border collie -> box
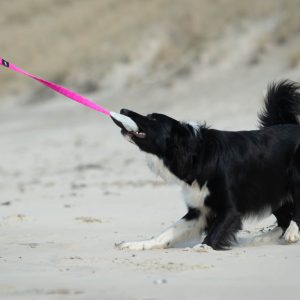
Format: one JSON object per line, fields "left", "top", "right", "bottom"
{"left": 111, "top": 80, "right": 300, "bottom": 250}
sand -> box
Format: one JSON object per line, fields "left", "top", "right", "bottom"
{"left": 2, "top": 23, "right": 300, "bottom": 300}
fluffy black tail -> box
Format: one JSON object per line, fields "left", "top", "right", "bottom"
{"left": 259, "top": 80, "right": 300, "bottom": 128}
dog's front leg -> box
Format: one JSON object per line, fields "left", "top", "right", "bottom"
{"left": 202, "top": 209, "right": 242, "bottom": 250}
{"left": 116, "top": 214, "right": 204, "bottom": 250}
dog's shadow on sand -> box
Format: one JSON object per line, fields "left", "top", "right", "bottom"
{"left": 236, "top": 225, "right": 287, "bottom": 247}
{"left": 176, "top": 224, "right": 287, "bottom": 251}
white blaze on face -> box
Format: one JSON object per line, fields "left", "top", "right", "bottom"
{"left": 110, "top": 111, "right": 139, "bottom": 132}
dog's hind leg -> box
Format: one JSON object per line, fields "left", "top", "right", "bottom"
{"left": 272, "top": 198, "right": 300, "bottom": 244}
{"left": 283, "top": 145, "right": 300, "bottom": 243}
{"left": 116, "top": 208, "right": 206, "bottom": 250}
{"left": 273, "top": 202, "right": 293, "bottom": 232}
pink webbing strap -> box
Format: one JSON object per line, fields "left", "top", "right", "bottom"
{"left": 0, "top": 57, "right": 111, "bottom": 116}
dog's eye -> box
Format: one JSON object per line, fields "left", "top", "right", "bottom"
{"left": 147, "top": 115, "right": 157, "bottom": 121}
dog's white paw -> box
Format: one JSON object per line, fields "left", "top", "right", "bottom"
{"left": 115, "top": 240, "right": 157, "bottom": 251}
{"left": 191, "top": 243, "right": 214, "bottom": 253}
{"left": 283, "top": 221, "right": 300, "bottom": 244}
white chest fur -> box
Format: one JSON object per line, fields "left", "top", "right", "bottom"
{"left": 145, "top": 153, "right": 181, "bottom": 184}
{"left": 181, "top": 181, "right": 210, "bottom": 209}
{"left": 145, "top": 154, "right": 210, "bottom": 210}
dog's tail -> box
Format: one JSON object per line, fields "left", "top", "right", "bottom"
{"left": 258, "top": 80, "right": 300, "bottom": 128}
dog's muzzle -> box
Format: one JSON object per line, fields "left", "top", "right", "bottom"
{"left": 110, "top": 111, "right": 146, "bottom": 139}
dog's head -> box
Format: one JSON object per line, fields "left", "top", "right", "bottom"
{"left": 111, "top": 109, "right": 204, "bottom": 183}
{"left": 111, "top": 109, "right": 184, "bottom": 157}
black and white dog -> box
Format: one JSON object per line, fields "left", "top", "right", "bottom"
{"left": 111, "top": 80, "right": 300, "bottom": 250}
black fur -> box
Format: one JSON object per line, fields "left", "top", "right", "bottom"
{"left": 259, "top": 80, "right": 300, "bottom": 127}
{"left": 116, "top": 80, "right": 300, "bottom": 250}
{"left": 183, "top": 207, "right": 201, "bottom": 221}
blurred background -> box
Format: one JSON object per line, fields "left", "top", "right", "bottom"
{"left": 1, "top": 0, "right": 300, "bottom": 122}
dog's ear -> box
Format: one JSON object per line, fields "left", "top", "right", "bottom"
{"left": 172, "top": 123, "right": 203, "bottom": 146}
{"left": 166, "top": 126, "right": 201, "bottom": 183}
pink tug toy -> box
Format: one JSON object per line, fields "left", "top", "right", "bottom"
{"left": 0, "top": 57, "right": 139, "bottom": 132}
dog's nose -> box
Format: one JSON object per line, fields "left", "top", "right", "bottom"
{"left": 120, "top": 108, "right": 130, "bottom": 115}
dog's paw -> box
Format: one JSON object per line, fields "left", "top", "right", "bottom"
{"left": 193, "top": 243, "right": 214, "bottom": 252}
{"left": 191, "top": 243, "right": 215, "bottom": 253}
{"left": 283, "top": 221, "right": 300, "bottom": 244}
{"left": 115, "top": 240, "right": 150, "bottom": 251}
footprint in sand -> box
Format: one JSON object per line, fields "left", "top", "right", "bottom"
{"left": 75, "top": 217, "right": 103, "bottom": 224}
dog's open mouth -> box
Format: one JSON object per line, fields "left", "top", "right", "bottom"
{"left": 110, "top": 111, "right": 146, "bottom": 139}
{"left": 127, "top": 131, "right": 146, "bottom": 138}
